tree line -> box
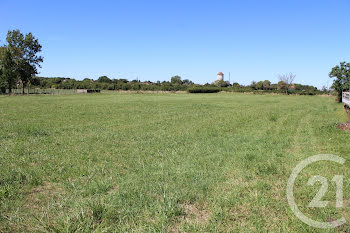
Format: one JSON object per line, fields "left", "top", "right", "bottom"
{"left": 1, "top": 29, "right": 343, "bottom": 97}
{"left": 22, "top": 74, "right": 324, "bottom": 95}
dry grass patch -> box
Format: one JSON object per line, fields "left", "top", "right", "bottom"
{"left": 26, "top": 181, "right": 66, "bottom": 211}
{"left": 169, "top": 203, "right": 211, "bottom": 232}
{"left": 107, "top": 184, "right": 118, "bottom": 194}
{"left": 338, "top": 122, "right": 350, "bottom": 131}
{"left": 181, "top": 203, "right": 210, "bottom": 225}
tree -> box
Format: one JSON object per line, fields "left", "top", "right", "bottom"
{"left": 0, "top": 46, "right": 5, "bottom": 93}
{"left": 6, "top": 30, "right": 43, "bottom": 94}
{"left": 213, "top": 80, "right": 228, "bottom": 87}
{"left": 0, "top": 73, "right": 5, "bottom": 94}
{"left": 263, "top": 80, "right": 271, "bottom": 90}
{"left": 171, "top": 75, "right": 182, "bottom": 85}
{"left": 30, "top": 76, "right": 41, "bottom": 86}
{"left": 321, "top": 85, "right": 328, "bottom": 93}
{"left": 278, "top": 72, "right": 296, "bottom": 94}
{"left": 0, "top": 48, "right": 17, "bottom": 94}
{"left": 277, "top": 81, "right": 287, "bottom": 92}
{"left": 97, "top": 76, "right": 112, "bottom": 83}
{"left": 182, "top": 79, "right": 193, "bottom": 86}
{"left": 232, "top": 82, "right": 240, "bottom": 88}
{"left": 256, "top": 81, "right": 264, "bottom": 90}
{"left": 329, "top": 62, "right": 350, "bottom": 102}
{"left": 250, "top": 81, "right": 257, "bottom": 90}
{"left": 0, "top": 64, "right": 4, "bottom": 93}
{"left": 270, "top": 84, "right": 278, "bottom": 90}
{"left": 0, "top": 46, "right": 4, "bottom": 60}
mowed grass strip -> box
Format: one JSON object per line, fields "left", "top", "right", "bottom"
{"left": 0, "top": 93, "right": 349, "bottom": 232}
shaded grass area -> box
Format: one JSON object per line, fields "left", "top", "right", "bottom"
{"left": 0, "top": 93, "right": 349, "bottom": 232}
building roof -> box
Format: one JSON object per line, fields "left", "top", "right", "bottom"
{"left": 217, "top": 72, "right": 224, "bottom": 75}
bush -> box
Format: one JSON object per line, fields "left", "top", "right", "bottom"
{"left": 188, "top": 87, "right": 221, "bottom": 93}
{"left": 213, "top": 80, "right": 229, "bottom": 87}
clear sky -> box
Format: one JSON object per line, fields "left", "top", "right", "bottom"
{"left": 1, "top": 0, "right": 349, "bottom": 88}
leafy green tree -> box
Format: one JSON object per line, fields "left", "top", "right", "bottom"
{"left": 213, "top": 80, "right": 228, "bottom": 87}
{"left": 61, "top": 79, "right": 77, "bottom": 89}
{"left": 30, "top": 76, "right": 41, "bottom": 86}
{"left": 6, "top": 30, "right": 43, "bottom": 94}
{"left": 256, "top": 81, "right": 264, "bottom": 90}
{"left": 0, "top": 46, "right": 4, "bottom": 93}
{"left": 277, "top": 81, "right": 287, "bottom": 93}
{"left": 119, "top": 79, "right": 128, "bottom": 83}
{"left": 270, "top": 84, "right": 277, "bottom": 90}
{"left": 294, "top": 84, "right": 317, "bottom": 92}
{"left": 0, "top": 67, "right": 4, "bottom": 93}
{"left": 1, "top": 49, "right": 17, "bottom": 94}
{"left": 97, "top": 76, "right": 112, "bottom": 83}
{"left": 329, "top": 62, "right": 350, "bottom": 102}
{"left": 0, "top": 77, "right": 5, "bottom": 93}
{"left": 171, "top": 75, "right": 182, "bottom": 85}
{"left": 263, "top": 80, "right": 271, "bottom": 90}
{"left": 131, "top": 83, "right": 141, "bottom": 90}
{"left": 0, "top": 46, "right": 4, "bottom": 61}
{"left": 232, "top": 82, "right": 240, "bottom": 88}
{"left": 20, "top": 32, "right": 43, "bottom": 93}
{"left": 182, "top": 79, "right": 193, "bottom": 86}
{"left": 250, "top": 81, "right": 257, "bottom": 90}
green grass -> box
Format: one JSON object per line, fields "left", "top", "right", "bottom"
{"left": 0, "top": 93, "right": 350, "bottom": 232}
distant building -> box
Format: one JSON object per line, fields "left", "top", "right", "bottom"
{"left": 217, "top": 72, "right": 224, "bottom": 81}
{"left": 289, "top": 84, "right": 296, "bottom": 90}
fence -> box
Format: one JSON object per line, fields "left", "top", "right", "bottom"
{"left": 1, "top": 89, "right": 78, "bottom": 95}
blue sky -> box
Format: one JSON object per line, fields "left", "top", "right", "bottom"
{"left": 1, "top": 0, "right": 349, "bottom": 87}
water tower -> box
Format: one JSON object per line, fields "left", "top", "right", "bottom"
{"left": 217, "top": 72, "right": 224, "bottom": 81}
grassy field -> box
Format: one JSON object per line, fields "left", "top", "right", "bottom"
{"left": 1, "top": 93, "right": 350, "bottom": 232}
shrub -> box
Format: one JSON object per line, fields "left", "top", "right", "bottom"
{"left": 188, "top": 87, "right": 221, "bottom": 93}
{"left": 212, "top": 80, "right": 229, "bottom": 87}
